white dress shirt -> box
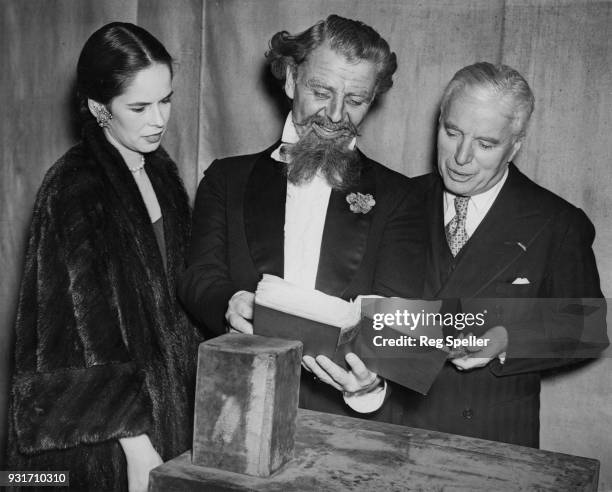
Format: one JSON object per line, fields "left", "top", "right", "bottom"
{"left": 443, "top": 167, "right": 509, "bottom": 233}
{"left": 283, "top": 174, "right": 331, "bottom": 289}
{"left": 275, "top": 112, "right": 359, "bottom": 289}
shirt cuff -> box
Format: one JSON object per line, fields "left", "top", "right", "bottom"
{"left": 343, "top": 379, "right": 387, "bottom": 414}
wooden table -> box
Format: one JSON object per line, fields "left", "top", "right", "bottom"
{"left": 150, "top": 409, "right": 599, "bottom": 491}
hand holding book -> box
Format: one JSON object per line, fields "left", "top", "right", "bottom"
{"left": 302, "top": 353, "right": 382, "bottom": 394}
{"left": 225, "top": 290, "right": 255, "bottom": 334}
{"left": 253, "top": 275, "right": 448, "bottom": 395}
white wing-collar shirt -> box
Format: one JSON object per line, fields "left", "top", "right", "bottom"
{"left": 273, "top": 112, "right": 356, "bottom": 290}
{"left": 270, "top": 113, "right": 384, "bottom": 413}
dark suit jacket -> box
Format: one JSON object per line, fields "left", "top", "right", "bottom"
{"left": 384, "top": 164, "right": 607, "bottom": 447}
{"left": 179, "top": 142, "right": 426, "bottom": 416}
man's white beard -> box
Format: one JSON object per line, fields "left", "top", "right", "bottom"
{"left": 286, "top": 115, "right": 360, "bottom": 190}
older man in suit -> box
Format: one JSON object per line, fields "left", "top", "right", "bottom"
{"left": 393, "top": 62, "right": 608, "bottom": 447}
{"left": 179, "top": 15, "right": 424, "bottom": 417}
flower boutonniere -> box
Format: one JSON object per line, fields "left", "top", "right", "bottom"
{"left": 346, "top": 192, "right": 375, "bottom": 214}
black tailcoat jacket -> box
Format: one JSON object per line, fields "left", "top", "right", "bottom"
{"left": 386, "top": 164, "right": 608, "bottom": 447}
{"left": 179, "top": 143, "right": 426, "bottom": 415}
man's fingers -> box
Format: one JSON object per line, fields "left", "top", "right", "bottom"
{"left": 230, "top": 292, "right": 255, "bottom": 319}
{"left": 464, "top": 340, "right": 486, "bottom": 353}
{"left": 235, "top": 299, "right": 253, "bottom": 319}
{"left": 452, "top": 356, "right": 492, "bottom": 371}
{"left": 471, "top": 344, "right": 498, "bottom": 359}
{"left": 345, "top": 353, "right": 373, "bottom": 382}
{"left": 464, "top": 326, "right": 508, "bottom": 356}
{"left": 303, "top": 355, "right": 379, "bottom": 394}
{"left": 451, "top": 338, "right": 499, "bottom": 369}
{"left": 315, "top": 355, "right": 351, "bottom": 388}
{"left": 225, "top": 291, "right": 255, "bottom": 334}
{"left": 226, "top": 313, "right": 253, "bottom": 334}
{"left": 302, "top": 355, "right": 317, "bottom": 371}
{"left": 302, "top": 356, "right": 343, "bottom": 391}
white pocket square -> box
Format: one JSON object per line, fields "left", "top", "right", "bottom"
{"left": 511, "top": 277, "right": 530, "bottom": 285}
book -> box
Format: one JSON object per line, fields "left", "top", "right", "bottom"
{"left": 253, "top": 275, "right": 448, "bottom": 395}
{"left": 254, "top": 275, "right": 360, "bottom": 359}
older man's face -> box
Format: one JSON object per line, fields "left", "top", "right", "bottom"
{"left": 284, "top": 43, "right": 378, "bottom": 138}
{"left": 437, "top": 89, "right": 523, "bottom": 196}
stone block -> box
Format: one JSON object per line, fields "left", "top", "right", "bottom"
{"left": 192, "top": 334, "right": 302, "bottom": 477}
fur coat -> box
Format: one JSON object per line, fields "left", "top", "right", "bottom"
{"left": 7, "top": 121, "right": 201, "bottom": 490}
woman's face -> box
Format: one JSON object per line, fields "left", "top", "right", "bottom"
{"left": 103, "top": 63, "right": 173, "bottom": 156}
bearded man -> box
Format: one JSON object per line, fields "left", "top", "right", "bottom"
{"left": 179, "top": 15, "right": 425, "bottom": 417}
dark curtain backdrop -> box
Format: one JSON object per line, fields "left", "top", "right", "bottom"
{"left": 2, "top": 0, "right": 611, "bottom": 487}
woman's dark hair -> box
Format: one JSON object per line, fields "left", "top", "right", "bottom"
{"left": 76, "top": 22, "right": 173, "bottom": 118}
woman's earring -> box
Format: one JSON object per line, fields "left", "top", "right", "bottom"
{"left": 95, "top": 106, "right": 113, "bottom": 127}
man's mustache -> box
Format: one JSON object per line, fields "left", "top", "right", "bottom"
{"left": 295, "top": 114, "right": 359, "bottom": 138}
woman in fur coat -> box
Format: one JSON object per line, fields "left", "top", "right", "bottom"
{"left": 7, "top": 23, "right": 201, "bottom": 491}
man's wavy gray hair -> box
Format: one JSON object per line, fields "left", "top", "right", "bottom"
{"left": 266, "top": 14, "right": 397, "bottom": 96}
{"left": 440, "top": 62, "right": 535, "bottom": 138}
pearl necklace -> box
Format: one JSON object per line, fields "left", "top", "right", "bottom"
{"left": 128, "top": 155, "right": 146, "bottom": 173}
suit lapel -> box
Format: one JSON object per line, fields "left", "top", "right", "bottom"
{"left": 244, "top": 146, "right": 286, "bottom": 278}
{"left": 424, "top": 178, "right": 448, "bottom": 298}
{"left": 438, "top": 165, "right": 551, "bottom": 298}
{"left": 315, "top": 152, "right": 375, "bottom": 297}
